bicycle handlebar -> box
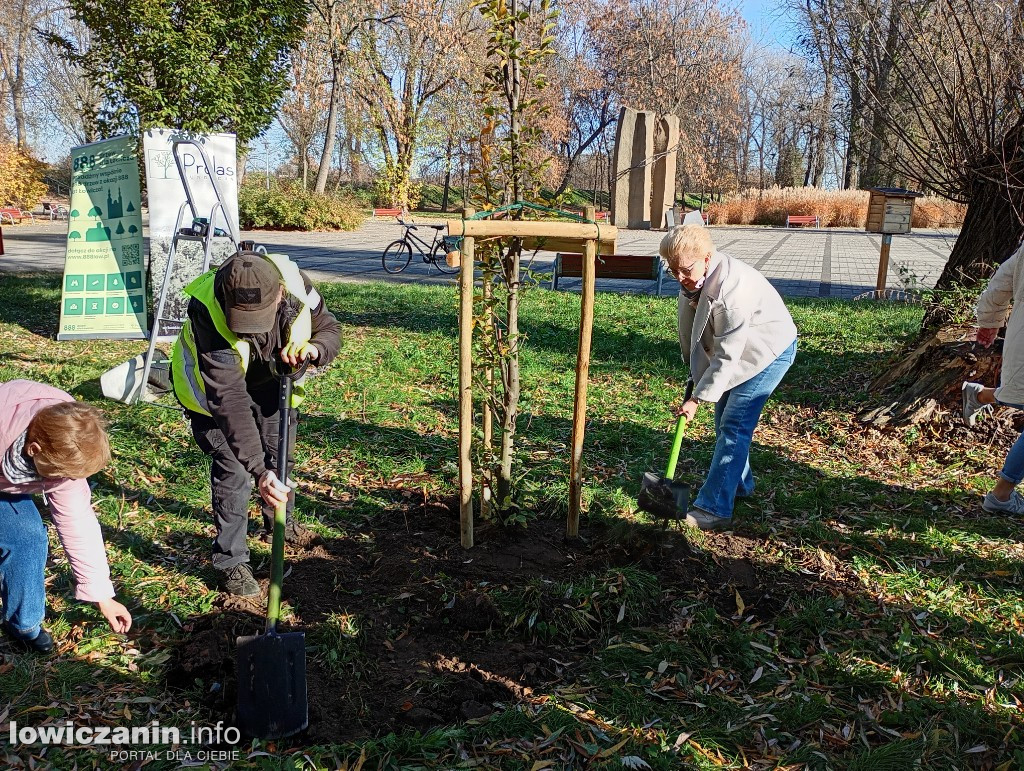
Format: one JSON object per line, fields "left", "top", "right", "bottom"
{"left": 396, "top": 217, "right": 417, "bottom": 230}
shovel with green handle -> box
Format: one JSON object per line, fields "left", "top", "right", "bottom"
{"left": 235, "top": 357, "right": 311, "bottom": 739}
{"left": 638, "top": 379, "right": 693, "bottom": 524}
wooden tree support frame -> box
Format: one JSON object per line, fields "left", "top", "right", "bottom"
{"left": 452, "top": 207, "right": 618, "bottom": 547}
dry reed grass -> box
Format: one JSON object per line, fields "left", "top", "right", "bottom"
{"left": 705, "top": 187, "right": 966, "bottom": 229}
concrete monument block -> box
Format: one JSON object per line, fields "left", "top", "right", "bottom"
{"left": 611, "top": 107, "right": 667, "bottom": 230}
{"left": 651, "top": 115, "right": 679, "bottom": 229}
{"left": 611, "top": 107, "right": 638, "bottom": 229}
{"left": 627, "top": 111, "right": 655, "bottom": 229}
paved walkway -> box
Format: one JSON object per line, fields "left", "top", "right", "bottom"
{"left": 0, "top": 218, "right": 958, "bottom": 300}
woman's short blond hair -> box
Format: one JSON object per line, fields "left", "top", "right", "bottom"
{"left": 658, "top": 225, "right": 714, "bottom": 272}
{"left": 26, "top": 402, "right": 111, "bottom": 479}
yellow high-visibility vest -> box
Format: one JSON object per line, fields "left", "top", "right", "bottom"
{"left": 171, "top": 253, "right": 313, "bottom": 416}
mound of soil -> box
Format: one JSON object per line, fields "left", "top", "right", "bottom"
{"left": 168, "top": 501, "right": 860, "bottom": 743}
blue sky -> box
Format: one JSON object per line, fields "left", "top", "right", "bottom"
{"left": 738, "top": 0, "right": 798, "bottom": 50}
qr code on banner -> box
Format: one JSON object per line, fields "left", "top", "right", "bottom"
{"left": 121, "top": 243, "right": 141, "bottom": 266}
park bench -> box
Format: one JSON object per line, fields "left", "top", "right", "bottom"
{"left": 666, "top": 209, "right": 710, "bottom": 227}
{"left": 41, "top": 202, "right": 69, "bottom": 221}
{"left": 568, "top": 209, "right": 610, "bottom": 222}
{"left": 786, "top": 214, "right": 820, "bottom": 228}
{"left": 0, "top": 207, "right": 34, "bottom": 224}
{"left": 552, "top": 252, "right": 667, "bottom": 295}
{"left": 373, "top": 207, "right": 403, "bottom": 219}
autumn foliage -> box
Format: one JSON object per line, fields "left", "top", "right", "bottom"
{"left": 707, "top": 187, "right": 966, "bottom": 228}
{"left": 0, "top": 143, "right": 47, "bottom": 210}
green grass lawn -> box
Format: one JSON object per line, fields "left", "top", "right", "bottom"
{"left": 0, "top": 274, "right": 1022, "bottom": 770}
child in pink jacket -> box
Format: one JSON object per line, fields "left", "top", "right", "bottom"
{"left": 0, "top": 379, "right": 132, "bottom": 653}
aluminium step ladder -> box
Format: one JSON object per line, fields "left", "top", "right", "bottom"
{"left": 136, "top": 139, "right": 251, "bottom": 403}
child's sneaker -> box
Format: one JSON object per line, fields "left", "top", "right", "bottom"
{"left": 962, "top": 382, "right": 992, "bottom": 426}
{"left": 982, "top": 490, "right": 1024, "bottom": 515}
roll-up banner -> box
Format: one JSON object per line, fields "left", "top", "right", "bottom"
{"left": 57, "top": 136, "right": 147, "bottom": 340}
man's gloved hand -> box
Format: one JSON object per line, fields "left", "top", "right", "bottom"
{"left": 258, "top": 469, "right": 291, "bottom": 507}
{"left": 279, "top": 341, "right": 319, "bottom": 366}
{"left": 976, "top": 327, "right": 1000, "bottom": 348}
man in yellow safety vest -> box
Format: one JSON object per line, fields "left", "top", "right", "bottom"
{"left": 171, "top": 251, "right": 341, "bottom": 595}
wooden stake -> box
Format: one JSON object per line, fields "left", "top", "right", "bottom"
{"left": 875, "top": 233, "right": 893, "bottom": 292}
{"left": 568, "top": 206, "right": 598, "bottom": 537}
{"left": 459, "top": 208, "right": 475, "bottom": 548}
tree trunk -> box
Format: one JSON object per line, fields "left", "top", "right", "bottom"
{"left": 12, "top": 85, "right": 27, "bottom": 150}
{"left": 803, "top": 133, "right": 815, "bottom": 188}
{"left": 333, "top": 123, "right": 345, "bottom": 192}
{"left": 859, "top": 324, "right": 1003, "bottom": 426}
{"left": 394, "top": 141, "right": 414, "bottom": 209}
{"left": 441, "top": 134, "right": 453, "bottom": 212}
{"left": 351, "top": 134, "right": 363, "bottom": 184}
{"left": 496, "top": 242, "right": 522, "bottom": 509}
{"left": 844, "top": 67, "right": 863, "bottom": 190}
{"left": 314, "top": 57, "right": 342, "bottom": 194}
{"left": 377, "top": 127, "right": 393, "bottom": 168}
{"left": 921, "top": 175, "right": 1024, "bottom": 331}
{"left": 862, "top": 3, "right": 900, "bottom": 189}
{"left": 495, "top": 0, "right": 523, "bottom": 512}
{"left": 812, "top": 72, "right": 831, "bottom": 187}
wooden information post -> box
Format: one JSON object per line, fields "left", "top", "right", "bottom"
{"left": 448, "top": 207, "right": 617, "bottom": 546}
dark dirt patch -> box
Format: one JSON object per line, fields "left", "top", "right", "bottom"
{"left": 167, "top": 500, "right": 865, "bottom": 742}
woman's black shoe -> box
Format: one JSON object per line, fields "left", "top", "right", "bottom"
{"left": 1, "top": 622, "right": 55, "bottom": 654}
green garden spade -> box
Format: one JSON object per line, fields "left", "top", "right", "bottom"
{"left": 638, "top": 380, "right": 693, "bottom": 524}
{"left": 235, "top": 358, "right": 311, "bottom": 739}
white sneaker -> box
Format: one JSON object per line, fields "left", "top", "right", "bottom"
{"left": 962, "top": 382, "right": 992, "bottom": 427}
{"left": 982, "top": 490, "right": 1024, "bottom": 515}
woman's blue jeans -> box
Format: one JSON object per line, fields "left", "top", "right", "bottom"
{"left": 997, "top": 397, "right": 1024, "bottom": 485}
{"left": 694, "top": 340, "right": 797, "bottom": 519}
{"left": 0, "top": 494, "right": 48, "bottom": 637}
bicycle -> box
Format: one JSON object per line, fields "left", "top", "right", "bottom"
{"left": 381, "top": 218, "right": 460, "bottom": 275}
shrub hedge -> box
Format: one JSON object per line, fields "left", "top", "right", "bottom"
{"left": 238, "top": 179, "right": 364, "bottom": 231}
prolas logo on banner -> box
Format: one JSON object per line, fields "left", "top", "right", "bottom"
{"left": 142, "top": 129, "right": 240, "bottom": 338}
{"left": 147, "top": 146, "right": 235, "bottom": 184}
{"left": 185, "top": 152, "right": 234, "bottom": 179}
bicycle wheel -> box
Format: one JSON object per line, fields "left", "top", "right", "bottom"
{"left": 431, "top": 240, "right": 460, "bottom": 275}
{"left": 382, "top": 240, "right": 413, "bottom": 273}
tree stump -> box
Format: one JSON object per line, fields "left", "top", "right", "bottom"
{"left": 859, "top": 324, "right": 1004, "bottom": 427}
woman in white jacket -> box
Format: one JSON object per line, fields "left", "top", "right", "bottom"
{"left": 963, "top": 244, "right": 1024, "bottom": 514}
{"left": 662, "top": 225, "right": 798, "bottom": 530}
